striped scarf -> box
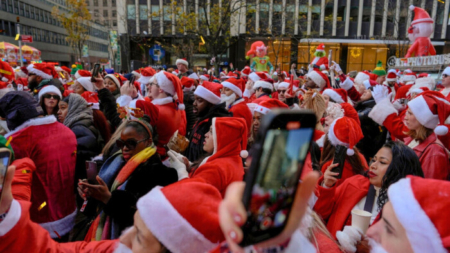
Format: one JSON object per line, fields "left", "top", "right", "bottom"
{"left": 88, "top": 146, "right": 156, "bottom": 241}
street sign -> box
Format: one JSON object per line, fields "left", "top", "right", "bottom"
{"left": 21, "top": 35, "right": 33, "bottom": 43}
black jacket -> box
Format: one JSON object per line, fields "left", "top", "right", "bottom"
{"left": 183, "top": 89, "right": 196, "bottom": 137}
{"left": 355, "top": 99, "right": 387, "bottom": 163}
{"left": 103, "top": 154, "right": 178, "bottom": 233}
{"left": 98, "top": 88, "right": 122, "bottom": 131}
{"left": 184, "top": 102, "right": 230, "bottom": 162}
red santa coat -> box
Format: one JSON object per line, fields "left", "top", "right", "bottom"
{"left": 405, "top": 37, "right": 436, "bottom": 58}
{"left": 229, "top": 99, "right": 253, "bottom": 135}
{"left": 11, "top": 158, "right": 36, "bottom": 202}
{"left": 5, "top": 116, "right": 77, "bottom": 238}
{"left": 0, "top": 200, "right": 118, "bottom": 253}
{"left": 313, "top": 175, "right": 371, "bottom": 239}
{"left": 151, "top": 97, "right": 184, "bottom": 155}
{"left": 311, "top": 56, "right": 329, "bottom": 70}
{"left": 320, "top": 152, "right": 368, "bottom": 187}
{"left": 405, "top": 134, "right": 450, "bottom": 180}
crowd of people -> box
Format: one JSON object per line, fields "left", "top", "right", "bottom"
{"left": 0, "top": 52, "right": 449, "bottom": 253}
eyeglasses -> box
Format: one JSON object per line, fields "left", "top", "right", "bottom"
{"left": 116, "top": 138, "right": 149, "bottom": 150}
{"left": 277, "top": 90, "right": 287, "bottom": 94}
{"left": 42, "top": 94, "right": 60, "bottom": 100}
{"left": 443, "top": 74, "right": 449, "bottom": 78}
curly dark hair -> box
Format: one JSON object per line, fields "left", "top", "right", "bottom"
{"left": 372, "top": 141, "right": 424, "bottom": 211}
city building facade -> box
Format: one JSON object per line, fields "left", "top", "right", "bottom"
{"left": 0, "top": 0, "right": 109, "bottom": 67}
{"left": 119, "top": 0, "right": 450, "bottom": 73}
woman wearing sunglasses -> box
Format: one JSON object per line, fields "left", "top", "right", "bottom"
{"left": 38, "top": 85, "right": 62, "bottom": 117}
{"left": 77, "top": 116, "right": 178, "bottom": 241}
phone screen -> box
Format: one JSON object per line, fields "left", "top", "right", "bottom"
{"left": 242, "top": 127, "right": 313, "bottom": 243}
{"left": 0, "top": 150, "right": 11, "bottom": 204}
{"left": 91, "top": 64, "right": 100, "bottom": 82}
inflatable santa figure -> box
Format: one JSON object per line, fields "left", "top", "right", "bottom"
{"left": 404, "top": 5, "right": 436, "bottom": 58}
{"left": 309, "top": 43, "right": 329, "bottom": 71}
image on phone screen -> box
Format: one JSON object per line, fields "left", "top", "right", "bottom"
{"left": 0, "top": 155, "right": 10, "bottom": 200}
{"left": 243, "top": 127, "right": 313, "bottom": 236}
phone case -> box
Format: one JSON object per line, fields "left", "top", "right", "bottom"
{"left": 331, "top": 145, "right": 347, "bottom": 179}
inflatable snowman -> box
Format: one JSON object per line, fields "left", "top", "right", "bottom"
{"left": 404, "top": 5, "right": 436, "bottom": 58}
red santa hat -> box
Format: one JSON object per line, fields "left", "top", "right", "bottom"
{"left": 327, "top": 116, "right": 364, "bottom": 156}
{"left": 354, "top": 71, "right": 371, "bottom": 84}
{"left": 136, "top": 181, "right": 224, "bottom": 253}
{"left": 407, "top": 91, "right": 450, "bottom": 135}
{"left": 222, "top": 78, "right": 243, "bottom": 97}
{"left": 307, "top": 69, "right": 330, "bottom": 90}
{"left": 172, "top": 69, "right": 179, "bottom": 75}
{"left": 363, "top": 79, "right": 378, "bottom": 89}
{"left": 322, "top": 88, "right": 348, "bottom": 104}
{"left": 104, "top": 73, "right": 123, "bottom": 90}
{"left": 38, "top": 85, "right": 62, "bottom": 101}
{"left": 155, "top": 71, "right": 185, "bottom": 110}
{"left": 417, "top": 73, "right": 430, "bottom": 78}
{"left": 388, "top": 176, "right": 450, "bottom": 253}
{"left": 211, "top": 117, "right": 248, "bottom": 159}
{"left": 394, "top": 84, "right": 413, "bottom": 100}
{"left": 249, "top": 71, "right": 270, "bottom": 82}
{"left": 131, "top": 68, "right": 142, "bottom": 79}
{"left": 407, "top": 76, "right": 435, "bottom": 95}
{"left": 224, "top": 71, "right": 238, "bottom": 79}
{"left": 410, "top": 5, "right": 433, "bottom": 26}
{"left": 27, "top": 63, "right": 58, "bottom": 79}
{"left": 76, "top": 77, "right": 95, "bottom": 92}
{"left": 316, "top": 43, "right": 325, "bottom": 52}
{"left": 277, "top": 81, "right": 290, "bottom": 90}
{"left": 180, "top": 76, "right": 196, "bottom": 91}
{"left": 175, "top": 58, "right": 189, "bottom": 67}
{"left": 410, "top": 87, "right": 429, "bottom": 95}
{"left": 200, "top": 74, "right": 210, "bottom": 81}
{"left": 402, "top": 70, "right": 417, "bottom": 84}
{"left": 194, "top": 81, "right": 223, "bottom": 105}
{"left": 137, "top": 67, "right": 156, "bottom": 84}
{"left": 61, "top": 66, "right": 71, "bottom": 75}
{"left": 135, "top": 100, "right": 160, "bottom": 127}
{"left": 340, "top": 102, "right": 360, "bottom": 125}
{"left": 253, "top": 78, "right": 274, "bottom": 91}
{"left": 74, "top": 69, "right": 92, "bottom": 80}
{"left": 241, "top": 66, "right": 251, "bottom": 76}
{"left": 80, "top": 91, "right": 100, "bottom": 110}
{"left": 0, "top": 60, "right": 14, "bottom": 82}
{"left": 254, "top": 98, "right": 289, "bottom": 115}
{"left": 386, "top": 69, "right": 398, "bottom": 82}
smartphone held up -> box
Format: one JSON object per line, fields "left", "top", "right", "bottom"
{"left": 240, "top": 110, "right": 316, "bottom": 247}
{"left": 0, "top": 148, "right": 12, "bottom": 206}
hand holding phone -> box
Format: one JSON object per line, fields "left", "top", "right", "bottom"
{"left": 0, "top": 148, "right": 13, "bottom": 212}
{"left": 330, "top": 145, "right": 347, "bottom": 179}
{"left": 91, "top": 64, "right": 101, "bottom": 82}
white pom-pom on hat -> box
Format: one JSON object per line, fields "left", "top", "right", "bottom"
{"left": 178, "top": 103, "right": 185, "bottom": 110}
{"left": 434, "top": 125, "right": 449, "bottom": 136}
{"left": 240, "top": 150, "right": 249, "bottom": 159}
{"left": 410, "top": 5, "right": 415, "bottom": 11}
{"left": 346, "top": 148, "right": 355, "bottom": 156}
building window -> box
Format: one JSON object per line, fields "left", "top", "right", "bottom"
{"left": 111, "top": 0, "right": 116, "bottom": 7}
{"left": 19, "top": 2, "right": 24, "bottom": 16}
{"left": 127, "top": 4, "right": 136, "bottom": 19}
{"left": 103, "top": 19, "right": 109, "bottom": 26}
{"left": 103, "top": 10, "right": 108, "bottom": 17}
{"left": 86, "top": 0, "right": 89, "bottom": 6}
{"left": 1, "top": 0, "right": 6, "bottom": 11}
{"left": 93, "top": 0, "right": 98, "bottom": 7}
{"left": 103, "top": 0, "right": 107, "bottom": 6}
{"left": 140, "top": 5, "right": 148, "bottom": 20}
{"left": 112, "top": 20, "right": 117, "bottom": 26}
{"left": 112, "top": 10, "right": 116, "bottom": 17}
{"left": 13, "top": 0, "right": 18, "bottom": 14}
{"left": 151, "top": 5, "right": 160, "bottom": 21}
{"left": 25, "top": 4, "right": 30, "bottom": 18}
{"left": 7, "top": 0, "right": 12, "bottom": 13}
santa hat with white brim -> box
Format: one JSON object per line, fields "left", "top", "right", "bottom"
{"left": 253, "top": 79, "right": 274, "bottom": 91}
{"left": 74, "top": 70, "right": 92, "bottom": 80}
{"left": 407, "top": 77, "right": 435, "bottom": 96}
{"left": 249, "top": 72, "right": 269, "bottom": 82}
{"left": 386, "top": 69, "right": 398, "bottom": 82}
{"left": 254, "top": 98, "right": 289, "bottom": 115}
{"left": 137, "top": 67, "right": 156, "bottom": 85}
{"left": 388, "top": 176, "right": 450, "bottom": 253}
{"left": 38, "top": 85, "right": 62, "bottom": 101}
{"left": 222, "top": 78, "right": 243, "bottom": 97}
{"left": 278, "top": 82, "right": 290, "bottom": 89}
{"left": 194, "top": 81, "right": 222, "bottom": 105}
{"left": 307, "top": 70, "right": 330, "bottom": 90}
{"left": 105, "top": 74, "right": 121, "bottom": 90}
{"left": 77, "top": 77, "right": 95, "bottom": 92}
{"left": 27, "top": 63, "right": 56, "bottom": 80}
{"left": 155, "top": 71, "right": 185, "bottom": 110}
{"left": 327, "top": 116, "right": 364, "bottom": 156}
{"left": 407, "top": 92, "right": 450, "bottom": 135}
{"left": 322, "top": 88, "right": 347, "bottom": 104}
{"left": 188, "top": 72, "right": 199, "bottom": 80}
{"left": 354, "top": 71, "right": 371, "bottom": 85}
{"left": 176, "top": 58, "right": 189, "bottom": 67}
{"left": 137, "top": 182, "right": 225, "bottom": 253}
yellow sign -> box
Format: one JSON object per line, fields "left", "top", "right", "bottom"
{"left": 15, "top": 34, "right": 20, "bottom": 40}
{"left": 200, "top": 36, "right": 205, "bottom": 45}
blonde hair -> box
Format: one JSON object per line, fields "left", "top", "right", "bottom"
{"left": 302, "top": 90, "right": 326, "bottom": 127}
{"left": 405, "top": 125, "right": 433, "bottom": 142}
{"left": 102, "top": 120, "right": 128, "bottom": 155}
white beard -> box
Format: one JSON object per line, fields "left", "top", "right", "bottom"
{"left": 367, "top": 238, "right": 389, "bottom": 253}
{"left": 113, "top": 243, "right": 133, "bottom": 253}
{"left": 221, "top": 93, "right": 237, "bottom": 109}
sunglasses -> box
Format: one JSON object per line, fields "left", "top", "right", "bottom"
{"left": 43, "top": 94, "right": 60, "bottom": 100}
{"left": 443, "top": 74, "right": 449, "bottom": 78}
{"left": 116, "top": 138, "right": 149, "bottom": 150}
{"left": 277, "top": 90, "right": 287, "bottom": 94}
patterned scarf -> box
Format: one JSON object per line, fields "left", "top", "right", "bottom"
{"left": 87, "top": 146, "right": 156, "bottom": 241}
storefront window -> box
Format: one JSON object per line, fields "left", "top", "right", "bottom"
{"left": 347, "top": 46, "right": 388, "bottom": 72}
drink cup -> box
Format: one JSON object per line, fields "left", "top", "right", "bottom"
{"left": 351, "top": 209, "right": 372, "bottom": 233}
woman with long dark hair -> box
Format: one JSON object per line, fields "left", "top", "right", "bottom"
{"left": 38, "top": 84, "right": 61, "bottom": 117}
{"left": 314, "top": 141, "right": 424, "bottom": 239}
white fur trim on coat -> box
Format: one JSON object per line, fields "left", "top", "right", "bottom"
{"left": 5, "top": 115, "right": 57, "bottom": 139}
{"left": 368, "top": 98, "right": 398, "bottom": 125}
{"left": 388, "top": 178, "right": 447, "bottom": 253}
{"left": 116, "top": 95, "right": 133, "bottom": 107}
{"left": 194, "top": 85, "right": 221, "bottom": 104}
{"left": 340, "top": 77, "right": 354, "bottom": 91}
{"left": 152, "top": 97, "right": 173, "bottom": 106}
{"left": 137, "top": 187, "right": 217, "bottom": 253}
{"left": 0, "top": 200, "right": 21, "bottom": 236}
{"left": 40, "top": 209, "right": 77, "bottom": 239}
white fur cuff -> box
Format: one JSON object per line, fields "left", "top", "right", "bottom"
{"left": 368, "top": 97, "right": 398, "bottom": 125}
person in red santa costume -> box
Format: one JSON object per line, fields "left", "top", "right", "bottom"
{"left": 220, "top": 78, "right": 252, "bottom": 134}
{"left": 169, "top": 117, "right": 247, "bottom": 197}
{"left": 26, "top": 63, "right": 58, "bottom": 92}
{"left": 404, "top": 6, "right": 436, "bottom": 58}
{"left": 303, "top": 69, "right": 331, "bottom": 93}
{"left": 308, "top": 43, "right": 329, "bottom": 71}
{"left": 439, "top": 66, "right": 450, "bottom": 100}
{"left": 243, "top": 71, "right": 272, "bottom": 103}
{"left": 0, "top": 165, "right": 226, "bottom": 253}
{"left": 314, "top": 141, "right": 424, "bottom": 242}
{"left": 370, "top": 90, "right": 450, "bottom": 179}
{"left": 0, "top": 91, "right": 77, "bottom": 240}
{"left": 148, "top": 71, "right": 186, "bottom": 155}
{"left": 0, "top": 60, "right": 15, "bottom": 89}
